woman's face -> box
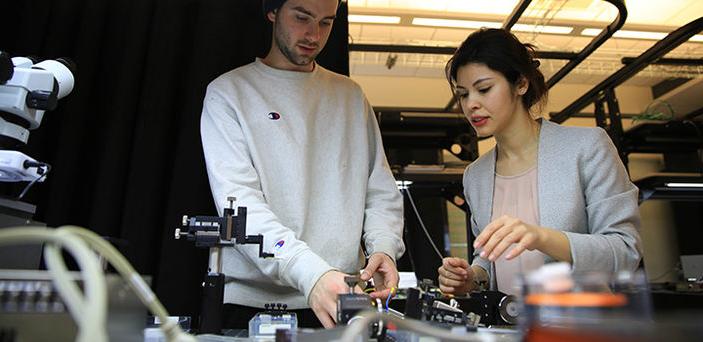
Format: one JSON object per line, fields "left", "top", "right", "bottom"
{"left": 454, "top": 63, "right": 526, "bottom": 137}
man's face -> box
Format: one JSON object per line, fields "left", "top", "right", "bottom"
{"left": 268, "top": 0, "right": 338, "bottom": 70}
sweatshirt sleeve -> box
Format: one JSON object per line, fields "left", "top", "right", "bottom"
{"left": 200, "top": 84, "right": 334, "bottom": 301}
{"left": 360, "top": 100, "right": 406, "bottom": 261}
{"left": 563, "top": 128, "right": 642, "bottom": 274}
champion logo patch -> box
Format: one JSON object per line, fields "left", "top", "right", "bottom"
{"left": 268, "top": 112, "right": 281, "bottom": 120}
{"left": 274, "top": 240, "right": 285, "bottom": 250}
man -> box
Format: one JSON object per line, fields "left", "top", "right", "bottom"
{"left": 200, "top": 0, "right": 405, "bottom": 329}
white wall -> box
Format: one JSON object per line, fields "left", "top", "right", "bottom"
{"left": 352, "top": 75, "right": 452, "bottom": 108}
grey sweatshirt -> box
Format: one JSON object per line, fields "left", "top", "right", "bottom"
{"left": 200, "top": 59, "right": 404, "bottom": 308}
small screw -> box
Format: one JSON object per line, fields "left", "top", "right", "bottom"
{"left": 227, "top": 196, "right": 236, "bottom": 209}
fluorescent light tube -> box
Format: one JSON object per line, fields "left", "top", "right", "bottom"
{"left": 411, "top": 18, "right": 571, "bottom": 34}
{"left": 512, "top": 24, "right": 573, "bottom": 34}
{"left": 348, "top": 15, "right": 401, "bottom": 24}
{"left": 582, "top": 28, "right": 668, "bottom": 40}
{"left": 412, "top": 17, "right": 501, "bottom": 29}
{"left": 664, "top": 183, "right": 703, "bottom": 188}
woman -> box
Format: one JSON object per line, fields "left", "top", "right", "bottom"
{"left": 437, "top": 28, "right": 642, "bottom": 296}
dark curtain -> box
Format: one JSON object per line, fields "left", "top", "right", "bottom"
{"left": 0, "top": 0, "right": 349, "bottom": 317}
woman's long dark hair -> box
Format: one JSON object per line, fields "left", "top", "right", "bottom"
{"left": 446, "top": 28, "right": 548, "bottom": 113}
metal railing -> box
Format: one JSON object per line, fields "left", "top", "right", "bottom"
{"left": 550, "top": 16, "right": 703, "bottom": 124}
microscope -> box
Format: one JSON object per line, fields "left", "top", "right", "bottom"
{"left": 175, "top": 196, "right": 273, "bottom": 334}
{"left": 0, "top": 51, "right": 74, "bottom": 192}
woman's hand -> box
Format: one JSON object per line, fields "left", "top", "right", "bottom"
{"left": 474, "top": 215, "right": 547, "bottom": 261}
{"left": 437, "top": 257, "right": 473, "bottom": 295}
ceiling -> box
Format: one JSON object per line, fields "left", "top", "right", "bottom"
{"left": 346, "top": 0, "right": 703, "bottom": 88}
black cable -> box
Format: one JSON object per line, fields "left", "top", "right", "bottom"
{"left": 403, "top": 188, "right": 445, "bottom": 261}
{"left": 16, "top": 162, "right": 52, "bottom": 200}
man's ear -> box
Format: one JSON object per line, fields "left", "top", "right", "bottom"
{"left": 267, "top": 9, "right": 277, "bottom": 23}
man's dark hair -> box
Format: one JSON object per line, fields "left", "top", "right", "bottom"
{"left": 262, "top": 0, "right": 287, "bottom": 15}
{"left": 262, "top": 0, "right": 341, "bottom": 16}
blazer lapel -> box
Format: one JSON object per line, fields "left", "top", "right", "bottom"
{"left": 475, "top": 148, "right": 497, "bottom": 230}
{"left": 537, "top": 119, "right": 555, "bottom": 231}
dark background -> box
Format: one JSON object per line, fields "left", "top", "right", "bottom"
{"left": 0, "top": 0, "right": 350, "bottom": 317}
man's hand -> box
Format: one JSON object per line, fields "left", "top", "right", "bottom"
{"left": 360, "top": 253, "right": 399, "bottom": 299}
{"left": 437, "top": 257, "right": 473, "bottom": 295}
{"left": 308, "top": 270, "right": 362, "bottom": 329}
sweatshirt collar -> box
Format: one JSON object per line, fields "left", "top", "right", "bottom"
{"left": 254, "top": 58, "right": 319, "bottom": 80}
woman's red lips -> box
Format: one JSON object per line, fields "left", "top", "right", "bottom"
{"left": 471, "top": 116, "right": 489, "bottom": 127}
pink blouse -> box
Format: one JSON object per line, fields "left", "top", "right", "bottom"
{"left": 491, "top": 166, "right": 544, "bottom": 295}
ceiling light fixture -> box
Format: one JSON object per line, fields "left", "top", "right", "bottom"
{"left": 348, "top": 14, "right": 402, "bottom": 24}
{"left": 412, "top": 17, "right": 501, "bottom": 29}
{"left": 411, "top": 18, "right": 572, "bottom": 34}
{"left": 348, "top": 0, "right": 519, "bottom": 16}
{"left": 581, "top": 28, "right": 668, "bottom": 40}
{"left": 664, "top": 183, "right": 703, "bottom": 188}
{"left": 512, "top": 24, "right": 573, "bottom": 34}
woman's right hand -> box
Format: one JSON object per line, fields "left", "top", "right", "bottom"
{"left": 437, "top": 257, "right": 473, "bottom": 295}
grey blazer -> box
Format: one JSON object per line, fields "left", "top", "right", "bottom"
{"left": 464, "top": 119, "right": 642, "bottom": 289}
